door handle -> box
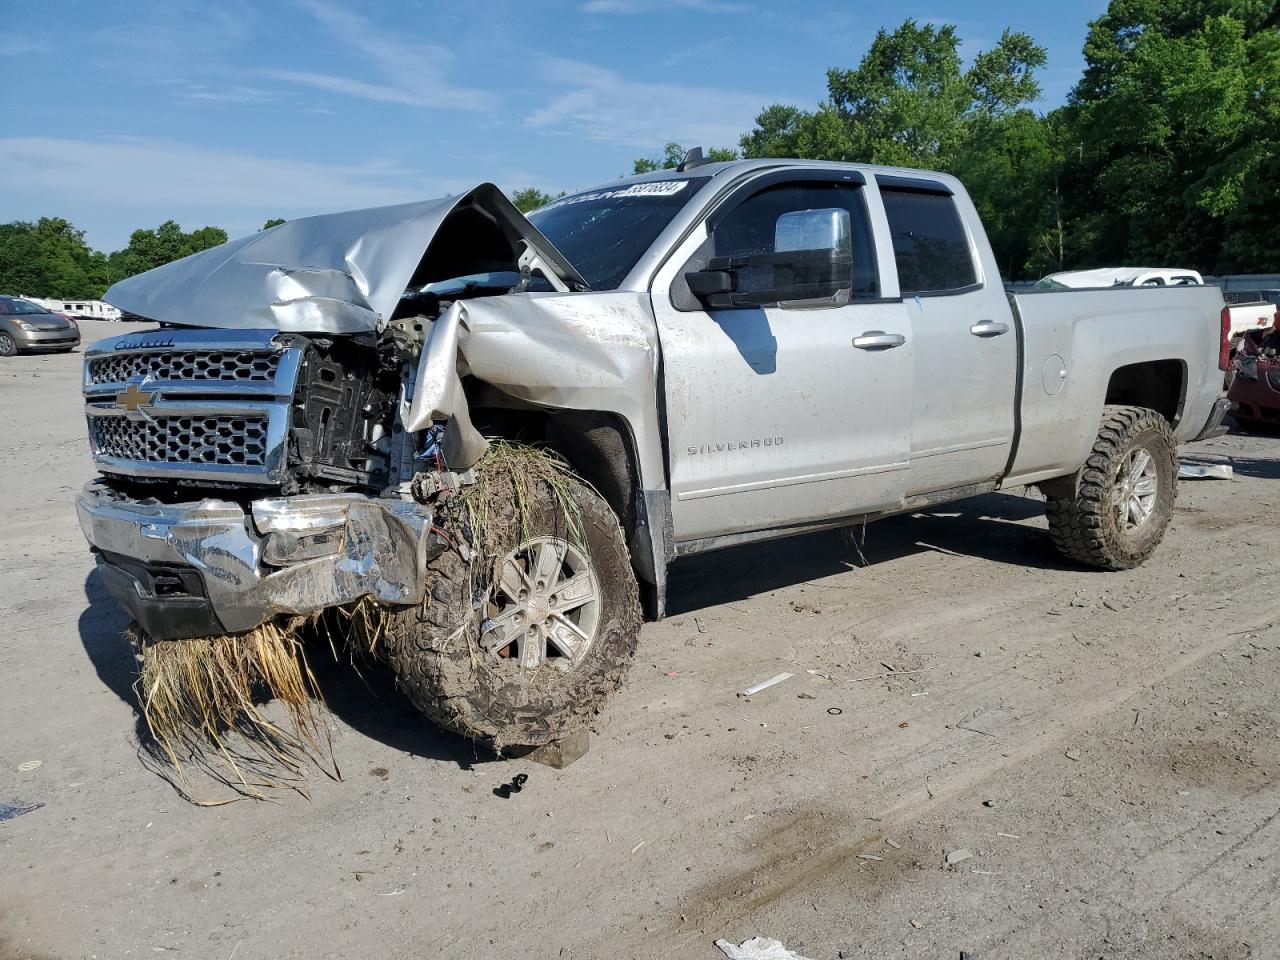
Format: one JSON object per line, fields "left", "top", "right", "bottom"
{"left": 969, "top": 320, "right": 1009, "bottom": 337}
{"left": 852, "top": 331, "right": 906, "bottom": 351}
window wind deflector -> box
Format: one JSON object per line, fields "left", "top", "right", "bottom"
{"left": 874, "top": 174, "right": 954, "bottom": 196}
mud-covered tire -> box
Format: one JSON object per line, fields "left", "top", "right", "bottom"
{"left": 381, "top": 476, "right": 641, "bottom": 751}
{"left": 1045, "top": 405, "right": 1178, "bottom": 571}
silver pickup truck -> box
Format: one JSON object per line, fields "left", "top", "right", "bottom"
{"left": 78, "top": 158, "right": 1231, "bottom": 751}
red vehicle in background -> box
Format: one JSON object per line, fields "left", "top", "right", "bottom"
{"left": 1228, "top": 312, "right": 1280, "bottom": 428}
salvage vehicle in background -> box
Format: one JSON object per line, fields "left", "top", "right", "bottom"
{"left": 1227, "top": 315, "right": 1280, "bottom": 428}
{"left": 0, "top": 295, "right": 81, "bottom": 356}
{"left": 76, "top": 158, "right": 1231, "bottom": 758}
{"left": 1222, "top": 289, "right": 1280, "bottom": 345}
{"left": 1034, "top": 266, "right": 1205, "bottom": 289}
{"left": 1036, "top": 269, "right": 1275, "bottom": 346}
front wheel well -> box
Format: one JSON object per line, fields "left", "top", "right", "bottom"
{"left": 1104, "top": 360, "right": 1185, "bottom": 426}
{"left": 467, "top": 403, "right": 655, "bottom": 585}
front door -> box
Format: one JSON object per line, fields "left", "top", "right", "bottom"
{"left": 650, "top": 175, "right": 913, "bottom": 545}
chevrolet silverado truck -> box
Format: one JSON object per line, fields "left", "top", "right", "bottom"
{"left": 78, "top": 158, "right": 1232, "bottom": 751}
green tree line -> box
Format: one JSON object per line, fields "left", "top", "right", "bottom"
{"left": 634, "top": 1, "right": 1280, "bottom": 280}
{"left": 0, "top": 218, "right": 234, "bottom": 301}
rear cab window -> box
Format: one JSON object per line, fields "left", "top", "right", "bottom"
{"left": 879, "top": 185, "right": 978, "bottom": 295}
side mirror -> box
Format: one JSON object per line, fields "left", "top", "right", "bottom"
{"left": 685, "top": 207, "right": 854, "bottom": 310}
{"left": 775, "top": 207, "right": 851, "bottom": 256}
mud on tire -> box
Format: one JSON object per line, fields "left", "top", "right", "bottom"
{"left": 1045, "top": 404, "right": 1178, "bottom": 571}
{"left": 381, "top": 475, "right": 641, "bottom": 751}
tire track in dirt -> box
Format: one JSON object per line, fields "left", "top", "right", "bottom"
{"left": 638, "top": 604, "right": 1280, "bottom": 956}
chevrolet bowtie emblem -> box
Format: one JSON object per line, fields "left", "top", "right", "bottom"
{"left": 117, "top": 382, "right": 157, "bottom": 414}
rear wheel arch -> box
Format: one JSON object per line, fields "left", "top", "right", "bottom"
{"left": 1103, "top": 359, "right": 1186, "bottom": 427}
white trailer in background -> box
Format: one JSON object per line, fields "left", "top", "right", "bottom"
{"left": 22, "top": 297, "right": 121, "bottom": 322}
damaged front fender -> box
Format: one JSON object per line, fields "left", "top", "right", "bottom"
{"left": 406, "top": 292, "right": 666, "bottom": 487}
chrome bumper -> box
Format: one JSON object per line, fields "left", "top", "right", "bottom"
{"left": 77, "top": 481, "right": 443, "bottom": 639}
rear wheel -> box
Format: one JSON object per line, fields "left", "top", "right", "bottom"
{"left": 0, "top": 333, "right": 17, "bottom": 357}
{"left": 1045, "top": 405, "right": 1177, "bottom": 570}
{"left": 382, "top": 473, "right": 641, "bottom": 751}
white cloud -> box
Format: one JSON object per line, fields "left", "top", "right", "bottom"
{"left": 261, "top": 0, "right": 493, "bottom": 111}
{"left": 0, "top": 136, "right": 464, "bottom": 221}
{"left": 0, "top": 136, "right": 552, "bottom": 247}
{"left": 581, "top": 0, "right": 748, "bottom": 13}
{"left": 660, "top": 36, "right": 730, "bottom": 68}
{"left": 7, "top": 36, "right": 48, "bottom": 56}
{"left": 92, "top": 1, "right": 260, "bottom": 84}
{"left": 174, "top": 84, "right": 281, "bottom": 104}
{"left": 525, "top": 57, "right": 766, "bottom": 150}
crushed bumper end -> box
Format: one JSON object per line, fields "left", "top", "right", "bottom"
{"left": 77, "top": 482, "right": 445, "bottom": 641}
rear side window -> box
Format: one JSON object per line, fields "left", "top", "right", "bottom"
{"left": 880, "top": 189, "right": 977, "bottom": 294}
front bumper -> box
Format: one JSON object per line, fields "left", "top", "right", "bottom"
{"left": 17, "top": 327, "right": 80, "bottom": 350}
{"left": 77, "top": 481, "right": 445, "bottom": 640}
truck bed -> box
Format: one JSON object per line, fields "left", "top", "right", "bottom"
{"left": 1005, "top": 284, "right": 1225, "bottom": 487}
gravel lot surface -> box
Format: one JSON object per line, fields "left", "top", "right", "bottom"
{"left": 2, "top": 320, "right": 1278, "bottom": 959}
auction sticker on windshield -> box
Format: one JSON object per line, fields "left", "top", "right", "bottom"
{"left": 543, "top": 180, "right": 689, "bottom": 210}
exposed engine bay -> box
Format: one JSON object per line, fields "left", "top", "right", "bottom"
{"left": 87, "top": 184, "right": 588, "bottom": 502}
{"left": 283, "top": 332, "right": 402, "bottom": 494}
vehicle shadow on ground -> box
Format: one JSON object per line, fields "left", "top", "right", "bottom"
{"left": 309, "top": 654, "right": 487, "bottom": 770}
{"left": 1224, "top": 419, "right": 1280, "bottom": 440}
{"left": 666, "top": 490, "right": 1073, "bottom": 616}
{"left": 76, "top": 570, "right": 490, "bottom": 776}
{"left": 1221, "top": 456, "right": 1280, "bottom": 480}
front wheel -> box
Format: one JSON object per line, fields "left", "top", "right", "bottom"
{"left": 1045, "top": 405, "right": 1178, "bottom": 570}
{"left": 382, "top": 469, "right": 641, "bottom": 751}
{"left": 0, "top": 333, "right": 17, "bottom": 357}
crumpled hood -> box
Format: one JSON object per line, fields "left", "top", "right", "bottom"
{"left": 103, "top": 183, "right": 584, "bottom": 334}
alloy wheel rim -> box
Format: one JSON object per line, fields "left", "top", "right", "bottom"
{"left": 1112, "top": 446, "right": 1158, "bottom": 532}
{"left": 0, "top": 334, "right": 14, "bottom": 356}
{"left": 480, "top": 536, "right": 601, "bottom": 672}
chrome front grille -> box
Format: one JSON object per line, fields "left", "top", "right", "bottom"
{"left": 87, "top": 350, "right": 280, "bottom": 386}
{"left": 89, "top": 415, "right": 270, "bottom": 468}
{"left": 83, "top": 329, "right": 301, "bottom": 485}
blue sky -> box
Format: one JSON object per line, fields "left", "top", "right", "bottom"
{"left": 1, "top": 0, "right": 1108, "bottom": 251}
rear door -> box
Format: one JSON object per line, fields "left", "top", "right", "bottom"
{"left": 876, "top": 176, "right": 1018, "bottom": 496}
{"left": 650, "top": 172, "right": 912, "bottom": 545}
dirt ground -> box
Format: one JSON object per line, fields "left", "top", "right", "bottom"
{"left": 2, "top": 320, "right": 1278, "bottom": 960}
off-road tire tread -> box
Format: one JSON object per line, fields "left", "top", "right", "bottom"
{"left": 1045, "top": 405, "right": 1177, "bottom": 571}
{"left": 381, "top": 479, "right": 641, "bottom": 751}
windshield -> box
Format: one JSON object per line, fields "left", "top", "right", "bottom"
{"left": 0, "top": 298, "right": 49, "bottom": 315}
{"left": 528, "top": 178, "right": 710, "bottom": 290}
